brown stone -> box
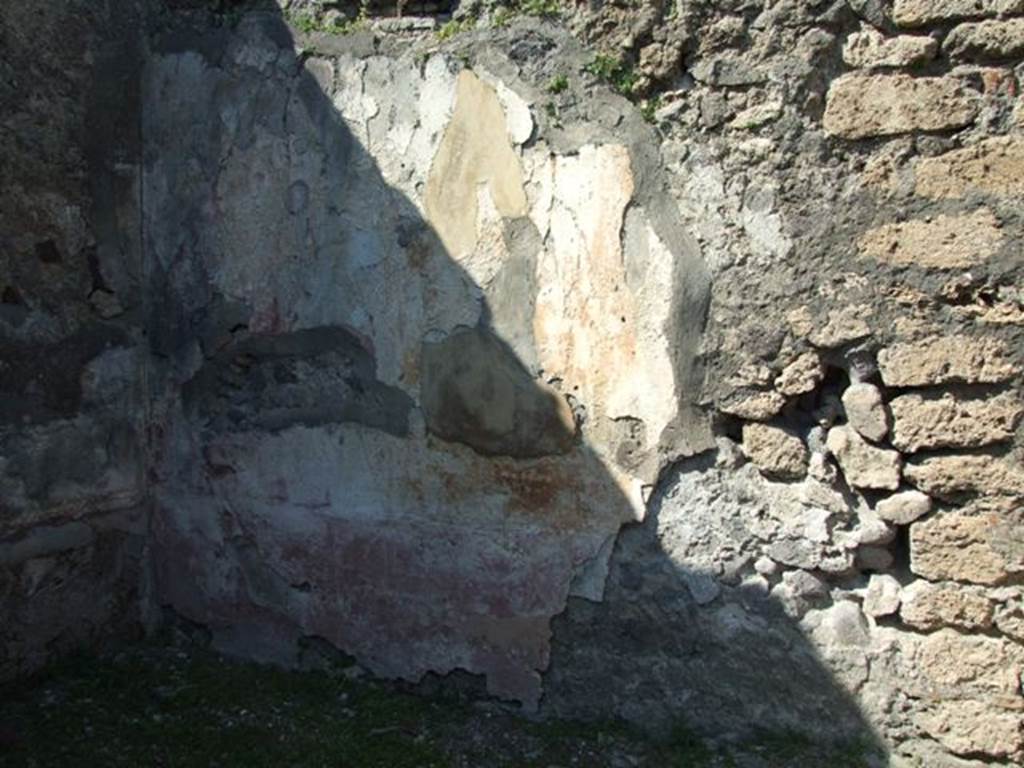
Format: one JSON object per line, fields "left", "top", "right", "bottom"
{"left": 917, "top": 700, "right": 1023, "bottom": 759}
{"left": 917, "top": 629, "right": 1024, "bottom": 696}
{"left": 774, "top": 352, "right": 824, "bottom": 397}
{"left": 878, "top": 336, "right": 1021, "bottom": 387}
{"left": 889, "top": 391, "right": 1023, "bottom": 453}
{"left": 900, "top": 580, "right": 995, "bottom": 631}
{"left": 910, "top": 512, "right": 1015, "bottom": 585}
{"left": 915, "top": 137, "right": 1024, "bottom": 199}
{"left": 893, "top": 0, "right": 1024, "bottom": 28}
{"left": 904, "top": 454, "right": 1024, "bottom": 500}
{"left": 857, "top": 209, "right": 1003, "bottom": 270}
{"left": 945, "top": 18, "right": 1024, "bottom": 61}
{"left": 843, "top": 29, "right": 937, "bottom": 69}
{"left": 720, "top": 390, "right": 786, "bottom": 421}
{"left": 742, "top": 423, "right": 809, "bottom": 481}
{"left": 823, "top": 74, "right": 980, "bottom": 139}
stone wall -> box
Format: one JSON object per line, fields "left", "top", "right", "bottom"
{"left": 3, "top": 0, "right": 1023, "bottom": 764}
{"left": 0, "top": 0, "right": 153, "bottom": 679}
{"left": 543, "top": 0, "right": 1024, "bottom": 764}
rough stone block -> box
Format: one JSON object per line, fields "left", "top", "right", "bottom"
{"left": 917, "top": 629, "right": 1024, "bottom": 696}
{"left": 918, "top": 700, "right": 1023, "bottom": 759}
{"left": 889, "top": 391, "right": 1023, "bottom": 453}
{"left": 910, "top": 512, "right": 1015, "bottom": 585}
{"left": 842, "top": 383, "right": 889, "bottom": 442}
{"left": 878, "top": 336, "right": 1020, "bottom": 387}
{"left": 843, "top": 29, "right": 938, "bottom": 69}
{"left": 826, "top": 425, "right": 902, "bottom": 490}
{"left": 742, "top": 423, "right": 809, "bottom": 480}
{"left": 904, "top": 454, "right": 1024, "bottom": 499}
{"left": 900, "top": 581, "right": 994, "bottom": 631}
{"left": 823, "top": 74, "right": 980, "bottom": 139}
{"left": 774, "top": 352, "right": 824, "bottom": 397}
{"left": 894, "top": 0, "right": 1024, "bottom": 28}
{"left": 915, "top": 137, "right": 1024, "bottom": 199}
{"left": 857, "top": 209, "right": 1003, "bottom": 269}
{"left": 945, "top": 18, "right": 1024, "bottom": 60}
{"left": 720, "top": 390, "right": 786, "bottom": 421}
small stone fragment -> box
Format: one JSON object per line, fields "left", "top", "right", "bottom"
{"left": 843, "top": 29, "right": 937, "bottom": 69}
{"left": 877, "top": 336, "right": 1021, "bottom": 387}
{"left": 754, "top": 555, "right": 779, "bottom": 576}
{"left": 826, "top": 425, "right": 902, "bottom": 491}
{"left": 742, "top": 423, "right": 809, "bottom": 481}
{"left": 720, "top": 390, "right": 786, "bottom": 421}
{"left": 841, "top": 383, "right": 889, "bottom": 442}
{"left": 915, "top": 136, "right": 1024, "bottom": 199}
{"left": 863, "top": 574, "right": 901, "bottom": 617}
{"left": 945, "top": 18, "right": 1024, "bottom": 61}
{"left": 875, "top": 490, "right": 932, "bottom": 525}
{"left": 893, "top": 0, "right": 1024, "bottom": 28}
{"left": 823, "top": 74, "right": 980, "bottom": 139}
{"left": 910, "top": 513, "right": 1014, "bottom": 585}
{"left": 900, "top": 581, "right": 995, "bottom": 631}
{"left": 889, "top": 391, "right": 1023, "bottom": 453}
{"left": 857, "top": 209, "right": 1003, "bottom": 270}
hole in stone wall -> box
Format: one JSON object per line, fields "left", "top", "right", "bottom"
{"left": 34, "top": 240, "right": 62, "bottom": 264}
{"left": 889, "top": 524, "right": 912, "bottom": 575}
{"left": 2, "top": 286, "right": 23, "bottom": 305}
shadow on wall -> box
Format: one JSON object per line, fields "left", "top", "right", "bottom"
{"left": 145, "top": 2, "right": 883, "bottom": 754}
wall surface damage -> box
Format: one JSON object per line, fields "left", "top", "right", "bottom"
{"left": 2, "top": 0, "right": 1023, "bottom": 764}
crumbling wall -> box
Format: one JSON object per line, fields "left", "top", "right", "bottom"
{"left": 543, "top": 1, "right": 1024, "bottom": 764}
{"left": 0, "top": 0, "right": 154, "bottom": 678}
{"left": 3, "top": 0, "right": 1023, "bottom": 764}
{"left": 142, "top": 9, "right": 711, "bottom": 709}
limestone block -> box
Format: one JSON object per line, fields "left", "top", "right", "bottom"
{"left": 842, "top": 383, "right": 889, "bottom": 442}
{"left": 945, "top": 18, "right": 1024, "bottom": 60}
{"left": 875, "top": 490, "right": 932, "bottom": 525}
{"left": 878, "top": 336, "right": 1020, "bottom": 387}
{"left": 904, "top": 454, "right": 1024, "bottom": 499}
{"left": 823, "top": 74, "right": 980, "bottom": 139}
{"left": 918, "top": 700, "right": 1023, "bottom": 759}
{"left": 915, "top": 137, "right": 1024, "bottom": 199}
{"left": 900, "top": 581, "right": 995, "bottom": 631}
{"left": 857, "top": 210, "right": 1003, "bottom": 269}
{"left": 742, "top": 423, "right": 809, "bottom": 480}
{"left": 826, "top": 425, "right": 902, "bottom": 490}
{"left": 843, "top": 29, "right": 938, "bottom": 69}
{"left": 890, "top": 391, "right": 1022, "bottom": 453}
{"left": 863, "top": 573, "right": 901, "bottom": 617}
{"left": 910, "top": 512, "right": 1015, "bottom": 585}
{"left": 774, "top": 352, "right": 824, "bottom": 396}
{"left": 894, "top": 0, "right": 1024, "bottom": 28}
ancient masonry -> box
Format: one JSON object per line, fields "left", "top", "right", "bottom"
{"left": 2, "top": 0, "right": 1023, "bottom": 765}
